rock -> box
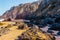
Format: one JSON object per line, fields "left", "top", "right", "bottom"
{"left": 57, "top": 31, "right": 60, "bottom": 35}
{"left": 49, "top": 23, "right": 60, "bottom": 31}
{"left": 0, "top": 0, "right": 60, "bottom": 20}
{"left": 40, "top": 18, "right": 54, "bottom": 27}
{"left": 47, "top": 30, "right": 54, "bottom": 34}
{"left": 2, "top": 2, "right": 39, "bottom": 19}
{"left": 55, "top": 16, "right": 60, "bottom": 23}
{"left": 17, "top": 24, "right": 28, "bottom": 30}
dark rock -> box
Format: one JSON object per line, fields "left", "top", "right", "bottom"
{"left": 55, "top": 16, "right": 60, "bottom": 23}
{"left": 57, "top": 31, "right": 60, "bottom": 35}
{"left": 49, "top": 23, "right": 60, "bottom": 31}
{"left": 47, "top": 30, "right": 54, "bottom": 34}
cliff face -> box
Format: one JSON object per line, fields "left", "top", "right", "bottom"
{"left": 2, "top": 0, "right": 60, "bottom": 20}
{"left": 2, "top": 2, "right": 39, "bottom": 19}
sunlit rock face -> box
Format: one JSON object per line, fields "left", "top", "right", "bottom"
{"left": 2, "top": 2, "right": 39, "bottom": 19}
{"left": 1, "top": 0, "right": 60, "bottom": 20}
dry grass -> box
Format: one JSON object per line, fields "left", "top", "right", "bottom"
{"left": 0, "top": 21, "right": 27, "bottom": 40}
{"left": 0, "top": 21, "right": 54, "bottom": 40}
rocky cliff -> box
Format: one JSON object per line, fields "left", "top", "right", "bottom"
{"left": 1, "top": 0, "right": 60, "bottom": 28}
{"left": 2, "top": 1, "right": 39, "bottom": 19}
{"left": 1, "top": 0, "right": 60, "bottom": 20}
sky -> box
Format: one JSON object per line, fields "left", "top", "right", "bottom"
{"left": 0, "top": 0, "right": 37, "bottom": 16}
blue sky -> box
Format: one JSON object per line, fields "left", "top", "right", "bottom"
{"left": 0, "top": 0, "right": 37, "bottom": 16}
